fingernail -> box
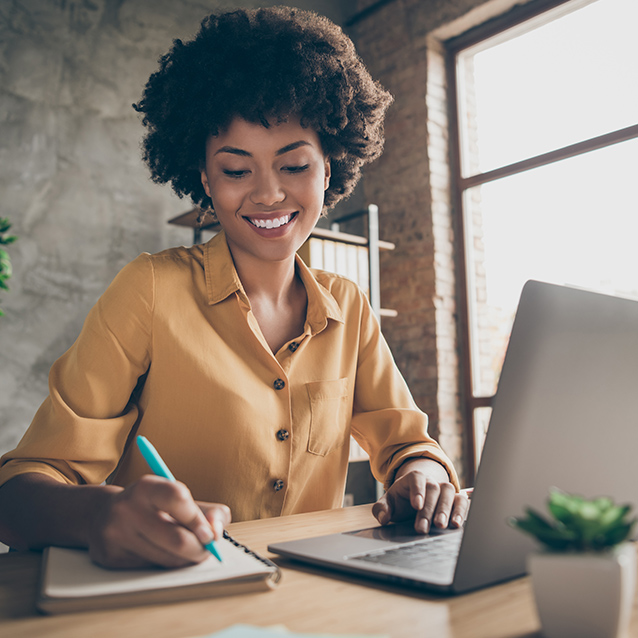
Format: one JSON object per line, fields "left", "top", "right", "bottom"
{"left": 212, "top": 518, "right": 224, "bottom": 540}
{"left": 415, "top": 495, "right": 424, "bottom": 510}
{"left": 379, "top": 511, "right": 390, "bottom": 525}
{"left": 452, "top": 514, "right": 464, "bottom": 527}
{"left": 195, "top": 523, "right": 214, "bottom": 545}
{"left": 435, "top": 512, "right": 447, "bottom": 527}
{"left": 417, "top": 518, "right": 430, "bottom": 534}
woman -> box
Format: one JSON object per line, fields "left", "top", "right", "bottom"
{"left": 0, "top": 6, "right": 468, "bottom": 569}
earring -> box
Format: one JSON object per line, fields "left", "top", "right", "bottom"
{"left": 196, "top": 206, "right": 218, "bottom": 227}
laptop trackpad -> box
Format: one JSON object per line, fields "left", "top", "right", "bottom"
{"left": 345, "top": 521, "right": 457, "bottom": 544}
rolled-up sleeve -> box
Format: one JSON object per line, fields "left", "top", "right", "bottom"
{"left": 350, "top": 298, "right": 460, "bottom": 491}
{"left": 0, "top": 254, "right": 154, "bottom": 487}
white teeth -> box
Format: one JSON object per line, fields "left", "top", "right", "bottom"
{"left": 249, "top": 214, "right": 292, "bottom": 229}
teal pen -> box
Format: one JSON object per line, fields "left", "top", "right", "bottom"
{"left": 136, "top": 435, "right": 223, "bottom": 562}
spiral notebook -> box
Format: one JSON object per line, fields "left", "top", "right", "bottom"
{"left": 37, "top": 531, "right": 281, "bottom": 614}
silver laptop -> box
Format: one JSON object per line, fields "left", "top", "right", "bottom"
{"left": 268, "top": 280, "right": 638, "bottom": 594}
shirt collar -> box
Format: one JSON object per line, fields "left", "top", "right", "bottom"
{"left": 203, "top": 231, "right": 244, "bottom": 305}
{"left": 295, "top": 252, "right": 345, "bottom": 333}
{"left": 203, "top": 230, "right": 344, "bottom": 332}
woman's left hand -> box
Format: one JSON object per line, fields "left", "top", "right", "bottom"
{"left": 372, "top": 458, "right": 469, "bottom": 534}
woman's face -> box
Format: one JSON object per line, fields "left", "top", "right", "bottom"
{"left": 201, "top": 116, "right": 330, "bottom": 268}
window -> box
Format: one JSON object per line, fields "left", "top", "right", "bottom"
{"left": 447, "top": 0, "right": 638, "bottom": 473}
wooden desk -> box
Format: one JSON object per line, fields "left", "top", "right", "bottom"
{"left": 0, "top": 504, "right": 622, "bottom": 638}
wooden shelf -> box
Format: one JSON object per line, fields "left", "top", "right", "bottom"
{"left": 310, "top": 226, "right": 395, "bottom": 252}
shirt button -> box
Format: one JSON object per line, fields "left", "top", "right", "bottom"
{"left": 273, "top": 378, "right": 286, "bottom": 390}
{"left": 276, "top": 429, "right": 289, "bottom": 441}
{"left": 288, "top": 342, "right": 299, "bottom": 352}
{"left": 273, "top": 479, "right": 285, "bottom": 492}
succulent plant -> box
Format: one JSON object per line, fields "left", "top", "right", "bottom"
{"left": 0, "top": 217, "right": 17, "bottom": 317}
{"left": 510, "top": 487, "right": 636, "bottom": 552}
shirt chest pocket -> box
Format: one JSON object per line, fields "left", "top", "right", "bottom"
{"left": 306, "top": 378, "right": 350, "bottom": 456}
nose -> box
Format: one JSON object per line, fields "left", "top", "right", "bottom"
{"left": 249, "top": 171, "right": 285, "bottom": 206}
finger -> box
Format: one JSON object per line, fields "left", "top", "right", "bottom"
{"left": 432, "top": 483, "right": 457, "bottom": 528}
{"left": 134, "top": 501, "right": 211, "bottom": 565}
{"left": 136, "top": 513, "right": 210, "bottom": 567}
{"left": 450, "top": 492, "right": 471, "bottom": 528}
{"left": 387, "top": 470, "right": 427, "bottom": 520}
{"left": 127, "top": 478, "right": 218, "bottom": 563}
{"left": 90, "top": 540, "right": 156, "bottom": 570}
{"left": 372, "top": 494, "right": 392, "bottom": 525}
{"left": 101, "top": 524, "right": 206, "bottom": 569}
{"left": 201, "top": 503, "right": 232, "bottom": 540}
{"left": 414, "top": 480, "right": 441, "bottom": 534}
{"left": 93, "top": 496, "right": 208, "bottom": 569}
{"left": 407, "top": 471, "right": 427, "bottom": 512}
{"left": 146, "top": 479, "right": 216, "bottom": 547}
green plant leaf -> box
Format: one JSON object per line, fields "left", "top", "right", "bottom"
{"left": 512, "top": 488, "right": 635, "bottom": 551}
{"left": 0, "top": 217, "right": 15, "bottom": 318}
{"left": 510, "top": 508, "right": 555, "bottom": 536}
{"left": 523, "top": 507, "right": 557, "bottom": 529}
{"left": 598, "top": 504, "right": 631, "bottom": 531}
{"left": 517, "top": 523, "right": 576, "bottom": 550}
{"left": 601, "top": 521, "right": 635, "bottom": 547}
{"left": 510, "top": 508, "right": 578, "bottom": 550}
{"left": 579, "top": 501, "right": 602, "bottom": 520}
{"left": 0, "top": 253, "right": 12, "bottom": 276}
{"left": 592, "top": 497, "right": 614, "bottom": 512}
{"left": 547, "top": 497, "right": 576, "bottom": 526}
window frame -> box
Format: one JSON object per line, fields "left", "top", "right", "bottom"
{"left": 445, "top": 0, "right": 638, "bottom": 476}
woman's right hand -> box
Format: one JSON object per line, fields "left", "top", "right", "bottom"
{"left": 88, "top": 475, "right": 231, "bottom": 569}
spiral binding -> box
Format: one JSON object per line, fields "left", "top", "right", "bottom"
{"left": 223, "top": 530, "right": 282, "bottom": 583}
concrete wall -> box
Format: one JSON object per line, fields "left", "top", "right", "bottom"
{"left": 0, "top": 0, "right": 353, "bottom": 455}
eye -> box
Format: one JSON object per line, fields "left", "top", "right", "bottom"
{"left": 223, "top": 169, "right": 249, "bottom": 179}
{"left": 282, "top": 164, "right": 310, "bottom": 174}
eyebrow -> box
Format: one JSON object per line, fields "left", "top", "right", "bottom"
{"left": 214, "top": 140, "right": 312, "bottom": 157}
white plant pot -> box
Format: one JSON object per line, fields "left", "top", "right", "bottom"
{"left": 528, "top": 543, "right": 636, "bottom": 638}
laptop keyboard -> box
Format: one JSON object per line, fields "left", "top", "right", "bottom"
{"left": 347, "top": 531, "right": 462, "bottom": 577}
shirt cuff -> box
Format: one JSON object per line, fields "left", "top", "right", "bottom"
{"left": 0, "top": 459, "right": 75, "bottom": 489}
{"left": 383, "top": 447, "right": 460, "bottom": 492}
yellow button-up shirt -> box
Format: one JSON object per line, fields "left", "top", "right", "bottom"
{"left": 0, "top": 231, "right": 458, "bottom": 521}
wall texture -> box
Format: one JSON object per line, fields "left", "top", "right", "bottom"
{"left": 0, "top": 0, "right": 352, "bottom": 455}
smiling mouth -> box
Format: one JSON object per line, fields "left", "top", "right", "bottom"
{"left": 246, "top": 213, "right": 297, "bottom": 229}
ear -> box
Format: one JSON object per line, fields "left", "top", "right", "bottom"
{"left": 323, "top": 158, "right": 331, "bottom": 191}
{"left": 201, "top": 168, "right": 212, "bottom": 199}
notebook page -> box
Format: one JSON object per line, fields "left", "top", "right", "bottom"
{"left": 44, "top": 537, "right": 271, "bottom": 598}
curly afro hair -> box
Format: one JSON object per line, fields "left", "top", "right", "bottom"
{"left": 133, "top": 6, "right": 393, "bottom": 210}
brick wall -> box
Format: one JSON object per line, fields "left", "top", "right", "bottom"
{"left": 347, "top": 0, "right": 503, "bottom": 485}
{"left": 348, "top": 0, "right": 535, "bottom": 483}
